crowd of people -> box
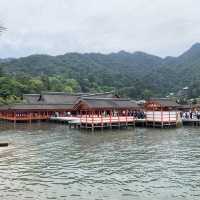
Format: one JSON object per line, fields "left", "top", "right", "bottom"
{"left": 132, "top": 111, "right": 146, "bottom": 119}
{"left": 180, "top": 111, "right": 200, "bottom": 120}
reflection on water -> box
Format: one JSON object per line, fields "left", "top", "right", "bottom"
{"left": 0, "top": 122, "right": 200, "bottom": 200}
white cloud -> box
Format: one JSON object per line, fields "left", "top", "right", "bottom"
{"left": 0, "top": 0, "right": 200, "bottom": 58}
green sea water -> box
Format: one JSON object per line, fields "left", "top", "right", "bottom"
{"left": 0, "top": 123, "right": 199, "bottom": 200}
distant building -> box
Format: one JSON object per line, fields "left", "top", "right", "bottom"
{"left": 0, "top": 91, "right": 127, "bottom": 123}
{"left": 176, "top": 86, "right": 190, "bottom": 99}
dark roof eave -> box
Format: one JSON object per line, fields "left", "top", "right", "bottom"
{"left": 80, "top": 106, "right": 139, "bottom": 110}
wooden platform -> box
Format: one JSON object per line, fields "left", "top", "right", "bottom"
{"left": 50, "top": 116, "right": 79, "bottom": 123}
{"left": 182, "top": 118, "right": 200, "bottom": 126}
{"left": 49, "top": 116, "right": 181, "bottom": 130}
{"left": 68, "top": 116, "right": 135, "bottom": 131}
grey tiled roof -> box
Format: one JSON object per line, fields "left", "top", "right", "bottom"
{"left": 148, "top": 98, "right": 180, "bottom": 107}
{"left": 0, "top": 104, "right": 73, "bottom": 111}
{"left": 22, "top": 92, "right": 117, "bottom": 105}
{"left": 41, "top": 93, "right": 79, "bottom": 104}
{"left": 23, "top": 94, "right": 41, "bottom": 104}
{"left": 74, "top": 97, "right": 139, "bottom": 110}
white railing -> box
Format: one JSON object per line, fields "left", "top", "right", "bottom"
{"left": 146, "top": 111, "right": 179, "bottom": 122}
{"left": 80, "top": 115, "right": 135, "bottom": 124}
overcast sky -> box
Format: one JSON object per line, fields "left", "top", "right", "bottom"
{"left": 0, "top": 0, "right": 200, "bottom": 58}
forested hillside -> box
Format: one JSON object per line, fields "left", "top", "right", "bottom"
{"left": 1, "top": 43, "right": 200, "bottom": 104}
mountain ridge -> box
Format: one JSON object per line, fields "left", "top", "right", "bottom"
{"left": 1, "top": 43, "right": 200, "bottom": 98}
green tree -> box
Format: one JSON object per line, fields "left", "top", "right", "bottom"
{"left": 65, "top": 79, "right": 80, "bottom": 92}
{"left": 64, "top": 86, "right": 73, "bottom": 93}
{"left": 142, "top": 89, "right": 153, "bottom": 100}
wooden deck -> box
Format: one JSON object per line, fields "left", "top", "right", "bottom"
{"left": 49, "top": 113, "right": 181, "bottom": 130}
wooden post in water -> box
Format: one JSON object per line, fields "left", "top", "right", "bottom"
{"left": 118, "top": 111, "right": 120, "bottom": 129}
{"left": 126, "top": 109, "right": 128, "bottom": 128}
{"left": 6, "top": 112, "right": 8, "bottom": 123}
{"left": 92, "top": 111, "right": 94, "bottom": 132}
{"left": 161, "top": 107, "right": 163, "bottom": 128}
{"left": 80, "top": 110, "right": 83, "bottom": 129}
{"left": 101, "top": 110, "right": 103, "bottom": 130}
{"left": 109, "top": 110, "right": 112, "bottom": 129}
{"left": 14, "top": 111, "right": 16, "bottom": 128}
{"left": 29, "top": 112, "right": 32, "bottom": 124}
{"left": 133, "top": 110, "right": 136, "bottom": 128}
{"left": 176, "top": 111, "right": 178, "bottom": 127}
{"left": 86, "top": 111, "right": 88, "bottom": 129}
{"left": 153, "top": 107, "right": 155, "bottom": 128}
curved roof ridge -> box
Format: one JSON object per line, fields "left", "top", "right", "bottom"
{"left": 81, "top": 97, "right": 130, "bottom": 100}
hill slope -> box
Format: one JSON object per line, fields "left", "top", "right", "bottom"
{"left": 1, "top": 43, "right": 200, "bottom": 99}
{"left": 146, "top": 43, "right": 200, "bottom": 94}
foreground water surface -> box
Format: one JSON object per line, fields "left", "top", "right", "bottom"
{"left": 0, "top": 123, "right": 200, "bottom": 200}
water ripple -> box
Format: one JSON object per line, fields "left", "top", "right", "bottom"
{"left": 0, "top": 123, "right": 200, "bottom": 199}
